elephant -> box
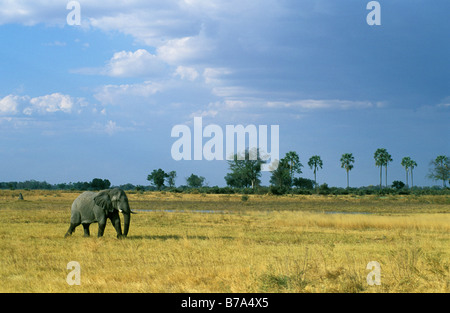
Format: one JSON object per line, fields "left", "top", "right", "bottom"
{"left": 65, "top": 188, "right": 135, "bottom": 238}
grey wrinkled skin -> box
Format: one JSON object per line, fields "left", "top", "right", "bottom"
{"left": 64, "top": 188, "right": 134, "bottom": 239}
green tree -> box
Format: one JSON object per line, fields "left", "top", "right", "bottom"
{"left": 90, "top": 178, "right": 111, "bottom": 190}
{"left": 401, "top": 157, "right": 418, "bottom": 188}
{"left": 340, "top": 153, "right": 355, "bottom": 188}
{"left": 166, "top": 171, "right": 177, "bottom": 188}
{"left": 147, "top": 169, "right": 168, "bottom": 190}
{"left": 284, "top": 151, "right": 303, "bottom": 182}
{"left": 374, "top": 148, "right": 392, "bottom": 189}
{"left": 270, "top": 152, "right": 303, "bottom": 189}
{"left": 292, "top": 177, "right": 315, "bottom": 190}
{"left": 392, "top": 180, "right": 405, "bottom": 190}
{"left": 225, "top": 148, "right": 266, "bottom": 189}
{"left": 384, "top": 150, "right": 393, "bottom": 188}
{"left": 186, "top": 174, "right": 205, "bottom": 188}
{"left": 270, "top": 157, "right": 292, "bottom": 188}
{"left": 374, "top": 148, "right": 385, "bottom": 189}
{"left": 409, "top": 159, "right": 417, "bottom": 188}
{"left": 428, "top": 155, "right": 450, "bottom": 187}
{"left": 401, "top": 157, "right": 412, "bottom": 188}
{"left": 308, "top": 155, "right": 323, "bottom": 188}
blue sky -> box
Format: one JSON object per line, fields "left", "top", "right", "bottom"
{"left": 0, "top": 0, "right": 449, "bottom": 188}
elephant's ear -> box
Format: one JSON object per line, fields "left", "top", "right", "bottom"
{"left": 94, "top": 191, "right": 113, "bottom": 212}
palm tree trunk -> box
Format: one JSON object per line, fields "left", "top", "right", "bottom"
{"left": 347, "top": 169, "right": 349, "bottom": 188}
{"left": 405, "top": 169, "right": 409, "bottom": 188}
{"left": 385, "top": 165, "right": 388, "bottom": 188}
{"left": 379, "top": 166, "right": 382, "bottom": 189}
{"left": 410, "top": 169, "right": 413, "bottom": 188}
{"left": 314, "top": 168, "right": 317, "bottom": 190}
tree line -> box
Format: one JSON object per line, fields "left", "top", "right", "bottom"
{"left": 2, "top": 152, "right": 448, "bottom": 194}
{"left": 145, "top": 150, "right": 449, "bottom": 194}
{"left": 0, "top": 178, "right": 111, "bottom": 191}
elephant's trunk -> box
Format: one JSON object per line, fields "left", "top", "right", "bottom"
{"left": 123, "top": 212, "right": 131, "bottom": 237}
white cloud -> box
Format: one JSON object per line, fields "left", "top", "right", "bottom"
{"left": 189, "top": 109, "right": 218, "bottom": 119}
{"left": 74, "top": 49, "right": 166, "bottom": 78}
{"left": 0, "top": 1, "right": 62, "bottom": 25}
{"left": 25, "top": 93, "right": 74, "bottom": 115}
{"left": 94, "top": 81, "right": 164, "bottom": 105}
{"left": 104, "top": 49, "right": 165, "bottom": 78}
{"left": 0, "top": 95, "right": 28, "bottom": 115}
{"left": 0, "top": 93, "right": 87, "bottom": 116}
{"left": 157, "top": 34, "right": 214, "bottom": 65}
{"left": 175, "top": 66, "right": 199, "bottom": 81}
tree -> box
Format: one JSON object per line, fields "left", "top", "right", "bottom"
{"left": 292, "top": 177, "right": 315, "bottom": 190}
{"left": 401, "top": 157, "right": 412, "bottom": 188}
{"left": 270, "top": 152, "right": 303, "bottom": 189}
{"left": 308, "top": 155, "right": 323, "bottom": 188}
{"left": 186, "top": 174, "right": 205, "bottom": 188}
{"left": 340, "top": 153, "right": 355, "bottom": 188}
{"left": 374, "top": 148, "right": 385, "bottom": 189}
{"left": 384, "top": 150, "right": 393, "bottom": 188}
{"left": 166, "top": 171, "right": 177, "bottom": 188}
{"left": 270, "top": 158, "right": 292, "bottom": 188}
{"left": 147, "top": 169, "right": 168, "bottom": 190}
{"left": 374, "top": 148, "right": 392, "bottom": 189}
{"left": 284, "top": 151, "right": 303, "bottom": 182}
{"left": 428, "top": 155, "right": 450, "bottom": 187}
{"left": 409, "top": 159, "right": 417, "bottom": 188}
{"left": 90, "top": 178, "right": 111, "bottom": 190}
{"left": 225, "top": 148, "right": 266, "bottom": 189}
{"left": 392, "top": 180, "right": 405, "bottom": 190}
{"left": 401, "top": 157, "right": 418, "bottom": 188}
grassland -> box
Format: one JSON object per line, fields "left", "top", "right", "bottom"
{"left": 0, "top": 190, "right": 449, "bottom": 293}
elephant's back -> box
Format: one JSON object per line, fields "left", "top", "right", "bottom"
{"left": 75, "top": 191, "right": 97, "bottom": 201}
{"left": 71, "top": 191, "right": 98, "bottom": 224}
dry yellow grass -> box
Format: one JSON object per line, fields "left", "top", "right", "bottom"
{"left": 0, "top": 190, "right": 449, "bottom": 293}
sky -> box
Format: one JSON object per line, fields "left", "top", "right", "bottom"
{"left": 0, "top": 0, "right": 449, "bottom": 188}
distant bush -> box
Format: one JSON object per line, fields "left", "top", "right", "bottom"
{"left": 1, "top": 180, "right": 449, "bottom": 196}
{"left": 392, "top": 181, "right": 405, "bottom": 190}
{"left": 318, "top": 183, "right": 330, "bottom": 195}
{"left": 268, "top": 186, "right": 288, "bottom": 195}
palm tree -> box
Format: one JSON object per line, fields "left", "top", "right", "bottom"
{"left": 409, "top": 159, "right": 417, "bottom": 188}
{"left": 308, "top": 155, "right": 323, "bottom": 188}
{"left": 401, "top": 157, "right": 412, "bottom": 188}
{"left": 374, "top": 148, "right": 386, "bottom": 189}
{"left": 284, "top": 151, "right": 303, "bottom": 184}
{"left": 374, "top": 148, "right": 392, "bottom": 188}
{"left": 340, "top": 153, "right": 355, "bottom": 188}
{"left": 383, "top": 151, "right": 393, "bottom": 188}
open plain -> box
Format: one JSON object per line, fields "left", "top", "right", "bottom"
{"left": 0, "top": 190, "right": 449, "bottom": 293}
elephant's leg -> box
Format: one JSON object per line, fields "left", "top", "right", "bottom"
{"left": 97, "top": 220, "right": 107, "bottom": 237}
{"left": 66, "top": 210, "right": 81, "bottom": 238}
{"left": 109, "top": 211, "right": 123, "bottom": 239}
{"left": 64, "top": 223, "right": 76, "bottom": 238}
{"left": 82, "top": 223, "right": 90, "bottom": 237}
{"left": 65, "top": 223, "right": 78, "bottom": 238}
